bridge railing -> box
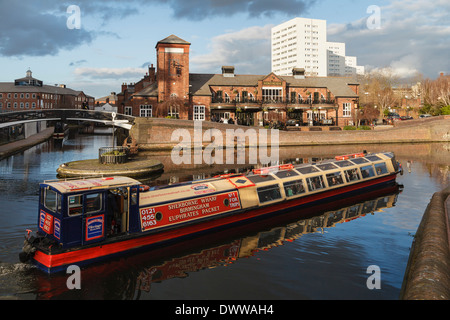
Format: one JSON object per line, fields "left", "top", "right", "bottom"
{"left": 0, "top": 109, "right": 135, "bottom": 129}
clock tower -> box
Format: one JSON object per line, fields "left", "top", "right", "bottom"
{"left": 155, "top": 35, "right": 191, "bottom": 102}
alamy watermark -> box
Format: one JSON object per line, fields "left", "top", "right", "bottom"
{"left": 367, "top": 5, "right": 381, "bottom": 30}
{"left": 66, "top": 5, "right": 81, "bottom": 30}
{"left": 170, "top": 121, "right": 279, "bottom": 168}
{"left": 66, "top": 265, "right": 81, "bottom": 290}
{"left": 366, "top": 265, "right": 381, "bottom": 290}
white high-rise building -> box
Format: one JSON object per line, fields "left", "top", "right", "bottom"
{"left": 271, "top": 17, "right": 365, "bottom": 77}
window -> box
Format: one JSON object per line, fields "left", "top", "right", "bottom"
{"left": 257, "top": 184, "right": 282, "bottom": 203}
{"left": 25, "top": 102, "right": 29, "bottom": 109}
{"left": 247, "top": 174, "right": 275, "bottom": 184}
{"left": 68, "top": 195, "right": 83, "bottom": 216}
{"left": 343, "top": 103, "right": 351, "bottom": 117}
{"left": 326, "top": 172, "right": 344, "bottom": 186}
{"left": 374, "top": 163, "right": 388, "bottom": 175}
{"left": 316, "top": 163, "right": 338, "bottom": 171}
{"left": 31, "top": 102, "right": 36, "bottom": 108}
{"left": 344, "top": 168, "right": 361, "bottom": 182}
{"left": 44, "top": 188, "right": 61, "bottom": 213}
{"left": 275, "top": 170, "right": 298, "bottom": 179}
{"left": 284, "top": 179, "right": 305, "bottom": 197}
{"left": 306, "top": 175, "right": 325, "bottom": 191}
{"left": 194, "top": 105, "right": 205, "bottom": 121}
{"left": 360, "top": 165, "right": 375, "bottom": 178}
{"left": 335, "top": 160, "right": 354, "bottom": 168}
{"left": 140, "top": 105, "right": 152, "bottom": 117}
{"left": 295, "top": 165, "right": 319, "bottom": 174}
{"left": 124, "top": 106, "right": 132, "bottom": 115}
{"left": 262, "top": 88, "right": 283, "bottom": 102}
{"left": 86, "top": 193, "right": 102, "bottom": 213}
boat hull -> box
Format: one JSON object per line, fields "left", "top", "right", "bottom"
{"left": 31, "top": 173, "right": 397, "bottom": 273}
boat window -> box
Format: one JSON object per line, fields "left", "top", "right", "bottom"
{"left": 383, "top": 152, "right": 394, "bottom": 158}
{"left": 365, "top": 155, "right": 382, "bottom": 162}
{"left": 335, "top": 160, "right": 354, "bottom": 168}
{"left": 295, "top": 166, "right": 320, "bottom": 174}
{"left": 306, "top": 175, "right": 325, "bottom": 192}
{"left": 68, "top": 195, "right": 83, "bottom": 216}
{"left": 374, "top": 163, "right": 388, "bottom": 175}
{"left": 44, "top": 188, "right": 61, "bottom": 213}
{"left": 257, "top": 184, "right": 282, "bottom": 203}
{"left": 131, "top": 187, "right": 138, "bottom": 206}
{"left": 344, "top": 168, "right": 361, "bottom": 182}
{"left": 86, "top": 193, "right": 102, "bottom": 213}
{"left": 350, "top": 158, "right": 369, "bottom": 164}
{"left": 316, "top": 163, "right": 338, "bottom": 171}
{"left": 275, "top": 170, "right": 299, "bottom": 179}
{"left": 326, "top": 172, "right": 344, "bottom": 187}
{"left": 283, "top": 179, "right": 305, "bottom": 197}
{"left": 360, "top": 165, "right": 375, "bottom": 179}
{"left": 247, "top": 174, "right": 275, "bottom": 184}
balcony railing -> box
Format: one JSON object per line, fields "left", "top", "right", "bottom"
{"left": 211, "top": 98, "right": 336, "bottom": 105}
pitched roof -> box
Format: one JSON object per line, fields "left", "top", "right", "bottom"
{"left": 0, "top": 82, "right": 82, "bottom": 96}
{"left": 188, "top": 73, "right": 359, "bottom": 98}
{"left": 156, "top": 35, "right": 191, "bottom": 46}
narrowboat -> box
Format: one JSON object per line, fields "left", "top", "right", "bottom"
{"left": 53, "top": 123, "right": 69, "bottom": 139}
{"left": 20, "top": 151, "right": 402, "bottom": 273}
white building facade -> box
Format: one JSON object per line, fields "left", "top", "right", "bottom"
{"left": 272, "top": 18, "right": 365, "bottom": 77}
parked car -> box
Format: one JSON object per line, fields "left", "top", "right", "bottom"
{"left": 384, "top": 112, "right": 400, "bottom": 124}
{"left": 286, "top": 119, "right": 301, "bottom": 126}
{"left": 400, "top": 116, "right": 413, "bottom": 120}
{"left": 419, "top": 114, "right": 432, "bottom": 118}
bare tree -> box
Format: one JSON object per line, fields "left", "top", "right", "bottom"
{"left": 359, "top": 68, "right": 400, "bottom": 118}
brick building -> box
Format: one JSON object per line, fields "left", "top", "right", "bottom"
{"left": 117, "top": 35, "right": 360, "bottom": 127}
{"left": 0, "top": 69, "right": 95, "bottom": 112}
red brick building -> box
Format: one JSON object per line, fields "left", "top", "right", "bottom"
{"left": 117, "top": 35, "right": 360, "bottom": 127}
{"left": 0, "top": 69, "right": 95, "bottom": 112}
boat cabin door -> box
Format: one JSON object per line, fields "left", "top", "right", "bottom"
{"left": 105, "top": 186, "right": 139, "bottom": 236}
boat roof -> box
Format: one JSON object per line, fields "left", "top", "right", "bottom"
{"left": 42, "top": 176, "right": 141, "bottom": 193}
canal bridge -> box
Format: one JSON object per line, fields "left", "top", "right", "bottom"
{"left": 0, "top": 109, "right": 135, "bottom": 130}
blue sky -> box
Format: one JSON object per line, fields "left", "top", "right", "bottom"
{"left": 0, "top": 0, "right": 448, "bottom": 98}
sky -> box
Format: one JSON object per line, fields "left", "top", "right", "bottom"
{"left": 0, "top": 0, "right": 449, "bottom": 98}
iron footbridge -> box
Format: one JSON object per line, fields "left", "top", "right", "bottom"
{"left": 0, "top": 109, "right": 135, "bottom": 130}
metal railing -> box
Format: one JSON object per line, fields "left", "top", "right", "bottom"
{"left": 98, "top": 147, "right": 130, "bottom": 164}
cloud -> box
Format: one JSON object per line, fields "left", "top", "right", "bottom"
{"left": 74, "top": 67, "right": 147, "bottom": 80}
{"left": 327, "top": 1, "right": 450, "bottom": 79}
{"left": 69, "top": 60, "right": 88, "bottom": 67}
{"left": 191, "top": 25, "right": 273, "bottom": 74}
{"left": 0, "top": 1, "right": 94, "bottom": 57}
{"left": 164, "top": 0, "right": 319, "bottom": 19}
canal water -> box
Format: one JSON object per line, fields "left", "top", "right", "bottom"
{"left": 0, "top": 131, "right": 448, "bottom": 300}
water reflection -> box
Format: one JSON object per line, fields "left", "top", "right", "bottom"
{"left": 0, "top": 132, "right": 448, "bottom": 300}
{"left": 27, "top": 184, "right": 400, "bottom": 300}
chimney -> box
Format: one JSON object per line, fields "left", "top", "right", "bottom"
{"left": 148, "top": 64, "right": 156, "bottom": 82}
{"left": 293, "top": 68, "right": 305, "bottom": 79}
{"left": 222, "top": 66, "right": 235, "bottom": 77}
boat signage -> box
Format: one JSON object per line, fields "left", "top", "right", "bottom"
{"left": 39, "top": 210, "right": 54, "bottom": 235}
{"left": 140, "top": 191, "right": 241, "bottom": 232}
{"left": 85, "top": 215, "right": 105, "bottom": 241}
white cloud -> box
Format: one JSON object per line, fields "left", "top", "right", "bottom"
{"left": 327, "top": 0, "right": 450, "bottom": 79}
{"left": 74, "top": 67, "right": 146, "bottom": 80}
{"left": 190, "top": 24, "right": 273, "bottom": 74}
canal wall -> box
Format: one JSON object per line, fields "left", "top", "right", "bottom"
{"left": 0, "top": 127, "right": 54, "bottom": 160}
{"left": 130, "top": 115, "right": 450, "bottom": 150}
{"left": 400, "top": 186, "right": 450, "bottom": 300}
